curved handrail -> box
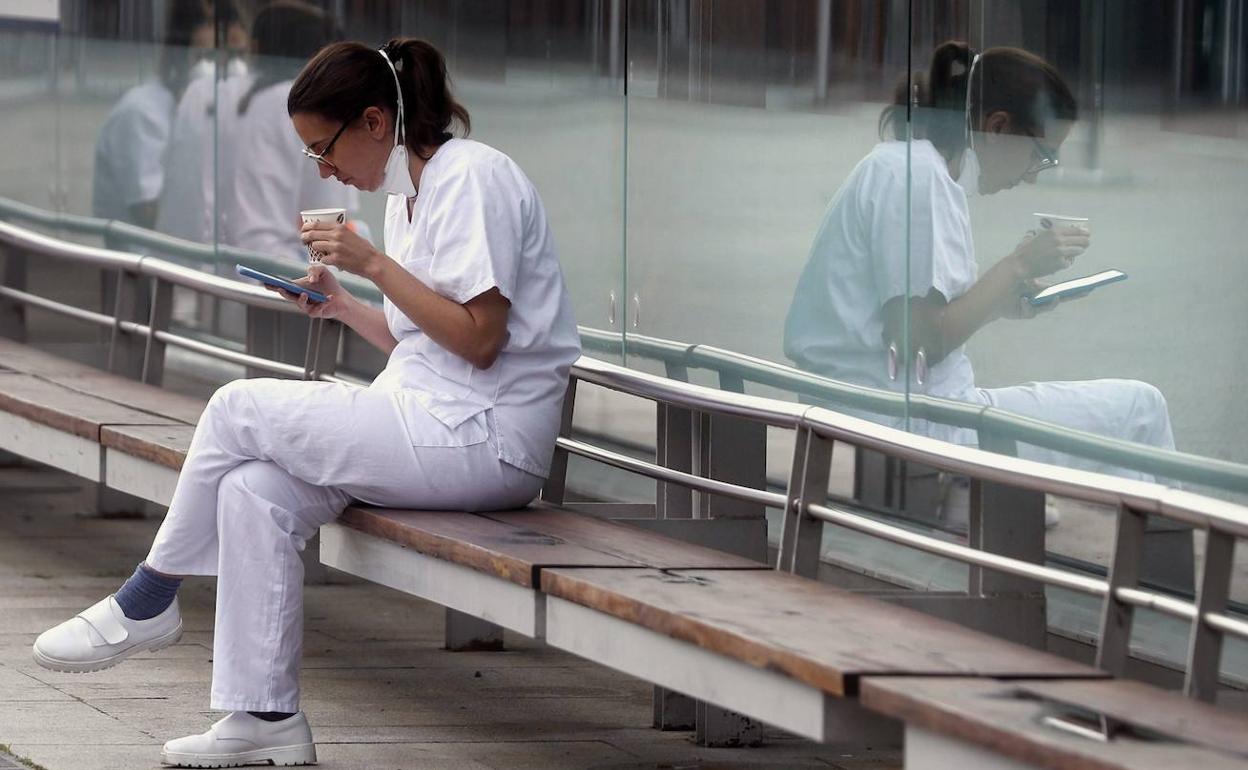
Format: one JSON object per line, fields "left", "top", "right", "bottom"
{"left": 5, "top": 195, "right": 1248, "bottom": 494}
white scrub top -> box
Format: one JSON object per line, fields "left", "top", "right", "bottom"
{"left": 372, "top": 139, "right": 581, "bottom": 478}
{"left": 224, "top": 80, "right": 358, "bottom": 261}
{"left": 783, "top": 139, "right": 979, "bottom": 444}
{"left": 155, "top": 71, "right": 252, "bottom": 245}
{"left": 92, "top": 82, "right": 174, "bottom": 222}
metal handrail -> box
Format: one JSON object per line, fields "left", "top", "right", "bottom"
{"left": 6, "top": 196, "right": 1247, "bottom": 494}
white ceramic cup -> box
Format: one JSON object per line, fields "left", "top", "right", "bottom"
{"left": 1035, "top": 212, "right": 1090, "bottom": 234}
{"left": 300, "top": 208, "right": 346, "bottom": 262}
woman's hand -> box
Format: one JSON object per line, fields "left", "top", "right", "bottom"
{"left": 263, "top": 262, "right": 356, "bottom": 321}
{"left": 998, "top": 278, "right": 1060, "bottom": 320}
{"left": 300, "top": 220, "right": 386, "bottom": 279}
{"left": 1009, "top": 226, "right": 1090, "bottom": 279}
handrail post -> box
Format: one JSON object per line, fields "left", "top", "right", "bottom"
{"left": 540, "top": 378, "right": 577, "bottom": 505}
{"left": 1096, "top": 503, "right": 1148, "bottom": 675}
{"left": 972, "top": 430, "right": 1047, "bottom": 649}
{"left": 779, "top": 423, "right": 832, "bottom": 577}
{"left": 657, "top": 360, "right": 694, "bottom": 519}
{"left": 0, "top": 238, "right": 27, "bottom": 341}
{"left": 107, "top": 267, "right": 148, "bottom": 379}
{"left": 245, "top": 304, "right": 281, "bottom": 379}
{"left": 302, "top": 318, "right": 341, "bottom": 381}
{"left": 1183, "top": 528, "right": 1233, "bottom": 701}
{"left": 140, "top": 277, "right": 173, "bottom": 386}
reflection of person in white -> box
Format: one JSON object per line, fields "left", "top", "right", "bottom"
{"left": 91, "top": 0, "right": 240, "bottom": 228}
{"left": 224, "top": 1, "right": 359, "bottom": 263}
{"left": 34, "top": 37, "right": 580, "bottom": 768}
{"left": 783, "top": 42, "right": 1175, "bottom": 509}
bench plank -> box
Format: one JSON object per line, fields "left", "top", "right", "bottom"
{"left": 0, "top": 373, "right": 180, "bottom": 439}
{"left": 479, "top": 507, "right": 767, "bottom": 570}
{"left": 0, "top": 340, "right": 207, "bottom": 424}
{"left": 1015, "top": 678, "right": 1248, "bottom": 757}
{"left": 541, "top": 568, "right": 1103, "bottom": 697}
{"left": 860, "top": 677, "right": 1248, "bottom": 770}
{"left": 336, "top": 508, "right": 643, "bottom": 587}
{"left": 101, "top": 424, "right": 194, "bottom": 470}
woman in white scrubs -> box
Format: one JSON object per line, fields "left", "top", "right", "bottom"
{"left": 33, "top": 37, "right": 580, "bottom": 768}
{"left": 784, "top": 42, "right": 1175, "bottom": 484}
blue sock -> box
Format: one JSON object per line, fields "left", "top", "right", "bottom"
{"left": 114, "top": 562, "right": 182, "bottom": 621}
{"left": 248, "top": 711, "right": 296, "bottom": 722}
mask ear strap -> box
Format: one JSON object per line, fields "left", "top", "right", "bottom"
{"left": 378, "top": 48, "right": 405, "bottom": 148}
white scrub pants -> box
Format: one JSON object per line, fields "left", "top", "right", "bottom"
{"left": 974, "top": 378, "right": 1176, "bottom": 481}
{"left": 144, "top": 378, "right": 543, "bottom": 713}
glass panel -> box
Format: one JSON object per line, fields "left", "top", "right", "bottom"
{"left": 956, "top": 1, "right": 1248, "bottom": 509}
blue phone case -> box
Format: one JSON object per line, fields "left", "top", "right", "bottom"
{"left": 235, "top": 264, "right": 327, "bottom": 304}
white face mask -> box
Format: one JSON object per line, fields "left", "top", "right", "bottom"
{"left": 956, "top": 146, "right": 982, "bottom": 198}
{"left": 226, "top": 57, "right": 249, "bottom": 79}
{"left": 377, "top": 49, "right": 417, "bottom": 198}
{"left": 189, "top": 57, "right": 214, "bottom": 81}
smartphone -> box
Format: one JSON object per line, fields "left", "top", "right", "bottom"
{"left": 1027, "top": 269, "right": 1127, "bottom": 305}
{"left": 235, "top": 264, "right": 327, "bottom": 304}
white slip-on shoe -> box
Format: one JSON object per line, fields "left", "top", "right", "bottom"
{"left": 32, "top": 595, "right": 182, "bottom": 673}
{"left": 161, "top": 711, "right": 317, "bottom": 768}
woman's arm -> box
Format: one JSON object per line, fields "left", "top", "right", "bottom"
{"left": 367, "top": 257, "right": 510, "bottom": 370}
{"left": 302, "top": 221, "right": 510, "bottom": 369}
{"left": 338, "top": 299, "right": 399, "bottom": 356}
{"left": 883, "top": 253, "right": 1026, "bottom": 364}
{"left": 883, "top": 227, "right": 1089, "bottom": 365}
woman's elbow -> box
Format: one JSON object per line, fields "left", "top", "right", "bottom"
{"left": 470, "top": 335, "right": 508, "bottom": 370}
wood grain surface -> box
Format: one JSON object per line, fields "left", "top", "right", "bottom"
{"left": 479, "top": 506, "right": 766, "bottom": 570}
{"left": 541, "top": 568, "right": 1105, "bottom": 696}
{"left": 860, "top": 676, "right": 1248, "bottom": 770}
{"left": 101, "top": 424, "right": 195, "bottom": 469}
{"left": 337, "top": 508, "right": 642, "bottom": 587}
{"left": 0, "top": 373, "right": 180, "bottom": 439}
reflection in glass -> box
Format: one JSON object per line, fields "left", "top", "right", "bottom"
{"left": 154, "top": 0, "right": 247, "bottom": 244}
{"left": 224, "top": 1, "right": 356, "bottom": 264}
{"left": 783, "top": 42, "right": 1175, "bottom": 483}
{"left": 90, "top": 0, "right": 227, "bottom": 229}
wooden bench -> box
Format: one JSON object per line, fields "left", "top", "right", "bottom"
{"left": 3, "top": 336, "right": 1244, "bottom": 765}
{"left": 860, "top": 676, "right": 1248, "bottom": 769}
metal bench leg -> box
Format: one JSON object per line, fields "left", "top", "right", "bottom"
{"left": 444, "top": 607, "right": 504, "bottom": 651}
{"left": 652, "top": 687, "right": 695, "bottom": 730}
{"left": 695, "top": 702, "right": 765, "bottom": 747}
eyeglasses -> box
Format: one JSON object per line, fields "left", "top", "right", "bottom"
{"left": 1025, "top": 133, "right": 1060, "bottom": 176}
{"left": 301, "top": 118, "right": 351, "bottom": 170}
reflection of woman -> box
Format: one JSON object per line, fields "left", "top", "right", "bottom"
{"left": 154, "top": 1, "right": 249, "bottom": 244}
{"left": 90, "top": 0, "right": 221, "bottom": 227}
{"left": 224, "top": 0, "right": 358, "bottom": 261}
{"left": 784, "top": 42, "right": 1174, "bottom": 482}
{"left": 34, "top": 38, "right": 580, "bottom": 767}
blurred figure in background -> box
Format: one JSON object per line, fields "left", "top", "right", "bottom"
{"left": 154, "top": 0, "right": 248, "bottom": 245}
{"left": 224, "top": 0, "right": 357, "bottom": 263}
{"left": 91, "top": 0, "right": 218, "bottom": 228}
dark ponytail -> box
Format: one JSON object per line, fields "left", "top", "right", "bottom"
{"left": 880, "top": 41, "right": 1078, "bottom": 162}
{"left": 287, "top": 37, "right": 470, "bottom": 160}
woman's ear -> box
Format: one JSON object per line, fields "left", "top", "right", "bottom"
{"left": 982, "top": 110, "right": 1013, "bottom": 137}
{"left": 362, "top": 106, "right": 388, "bottom": 140}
